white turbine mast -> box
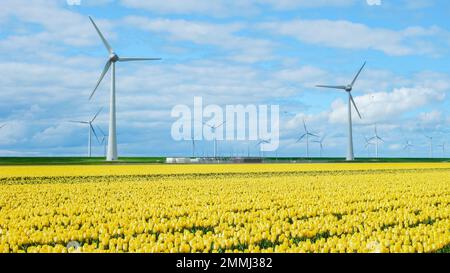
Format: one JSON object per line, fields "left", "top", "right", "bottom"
{"left": 296, "top": 119, "right": 319, "bottom": 158}
{"left": 317, "top": 62, "right": 365, "bottom": 161}
{"left": 203, "top": 121, "right": 226, "bottom": 158}
{"left": 70, "top": 108, "right": 102, "bottom": 157}
{"left": 88, "top": 16, "right": 161, "bottom": 161}
{"left": 368, "top": 124, "right": 384, "bottom": 158}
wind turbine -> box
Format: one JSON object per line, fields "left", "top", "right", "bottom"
{"left": 203, "top": 121, "right": 226, "bottom": 158}
{"left": 97, "top": 126, "right": 108, "bottom": 157}
{"left": 190, "top": 138, "right": 196, "bottom": 158}
{"left": 317, "top": 62, "right": 365, "bottom": 161}
{"left": 70, "top": 108, "right": 102, "bottom": 157}
{"left": 404, "top": 140, "right": 414, "bottom": 158}
{"left": 368, "top": 124, "right": 384, "bottom": 158}
{"left": 312, "top": 135, "right": 326, "bottom": 157}
{"left": 364, "top": 136, "right": 374, "bottom": 158}
{"left": 257, "top": 139, "right": 270, "bottom": 158}
{"left": 424, "top": 135, "right": 433, "bottom": 158}
{"left": 296, "top": 119, "right": 319, "bottom": 158}
{"left": 437, "top": 142, "right": 446, "bottom": 158}
{"left": 88, "top": 16, "right": 161, "bottom": 161}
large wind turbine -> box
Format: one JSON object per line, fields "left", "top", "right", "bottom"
{"left": 297, "top": 119, "right": 318, "bottom": 158}
{"left": 70, "top": 108, "right": 102, "bottom": 157}
{"left": 369, "top": 124, "right": 384, "bottom": 158}
{"left": 88, "top": 16, "right": 161, "bottom": 161}
{"left": 204, "top": 121, "right": 226, "bottom": 158}
{"left": 317, "top": 62, "right": 365, "bottom": 161}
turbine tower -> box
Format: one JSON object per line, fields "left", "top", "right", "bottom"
{"left": 317, "top": 62, "right": 365, "bottom": 161}
{"left": 297, "top": 119, "right": 319, "bottom": 158}
{"left": 203, "top": 121, "right": 226, "bottom": 158}
{"left": 369, "top": 124, "right": 384, "bottom": 158}
{"left": 70, "top": 108, "right": 102, "bottom": 157}
{"left": 88, "top": 16, "right": 161, "bottom": 161}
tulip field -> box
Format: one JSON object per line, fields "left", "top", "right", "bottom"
{"left": 0, "top": 163, "right": 449, "bottom": 253}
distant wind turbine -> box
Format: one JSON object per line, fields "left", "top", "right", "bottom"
{"left": 368, "top": 124, "right": 384, "bottom": 158}
{"left": 88, "top": 16, "right": 161, "bottom": 161}
{"left": 190, "top": 138, "right": 196, "bottom": 158}
{"left": 437, "top": 142, "right": 446, "bottom": 158}
{"left": 297, "top": 119, "right": 319, "bottom": 158}
{"left": 97, "top": 126, "right": 108, "bottom": 157}
{"left": 404, "top": 140, "right": 414, "bottom": 158}
{"left": 364, "top": 136, "right": 375, "bottom": 158}
{"left": 257, "top": 139, "right": 270, "bottom": 158}
{"left": 204, "top": 121, "right": 226, "bottom": 158}
{"left": 312, "top": 135, "right": 326, "bottom": 157}
{"left": 70, "top": 108, "right": 102, "bottom": 157}
{"left": 424, "top": 135, "right": 433, "bottom": 158}
{"left": 317, "top": 62, "right": 365, "bottom": 161}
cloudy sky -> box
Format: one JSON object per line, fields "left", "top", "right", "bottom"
{"left": 0, "top": 0, "right": 449, "bottom": 158}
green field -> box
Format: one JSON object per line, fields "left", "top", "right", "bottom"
{"left": 0, "top": 156, "right": 448, "bottom": 165}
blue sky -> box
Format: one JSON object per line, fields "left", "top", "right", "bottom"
{"left": 0, "top": 0, "right": 450, "bottom": 158}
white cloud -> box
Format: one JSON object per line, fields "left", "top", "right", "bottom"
{"left": 259, "top": 19, "right": 449, "bottom": 56}
{"left": 123, "top": 16, "right": 274, "bottom": 63}
{"left": 328, "top": 87, "right": 446, "bottom": 124}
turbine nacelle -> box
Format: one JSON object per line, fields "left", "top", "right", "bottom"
{"left": 345, "top": 85, "right": 352, "bottom": 92}
{"left": 109, "top": 53, "right": 119, "bottom": 62}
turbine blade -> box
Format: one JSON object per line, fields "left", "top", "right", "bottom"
{"left": 97, "top": 125, "right": 106, "bottom": 136}
{"left": 91, "top": 107, "right": 103, "bottom": 122}
{"left": 297, "top": 134, "right": 306, "bottom": 143}
{"left": 0, "top": 124, "right": 5, "bottom": 129}
{"left": 202, "top": 122, "right": 213, "bottom": 129}
{"left": 351, "top": 61, "right": 366, "bottom": 87}
{"left": 303, "top": 119, "right": 307, "bottom": 132}
{"left": 89, "top": 16, "right": 113, "bottom": 54}
{"left": 119, "top": 57, "right": 162, "bottom": 62}
{"left": 309, "top": 133, "right": 320, "bottom": 138}
{"left": 350, "top": 94, "right": 362, "bottom": 119}
{"left": 217, "top": 121, "right": 226, "bottom": 128}
{"left": 90, "top": 124, "right": 101, "bottom": 144}
{"left": 316, "top": 85, "right": 347, "bottom": 90}
{"left": 90, "top": 61, "right": 111, "bottom": 100}
{"left": 69, "top": 121, "right": 89, "bottom": 124}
